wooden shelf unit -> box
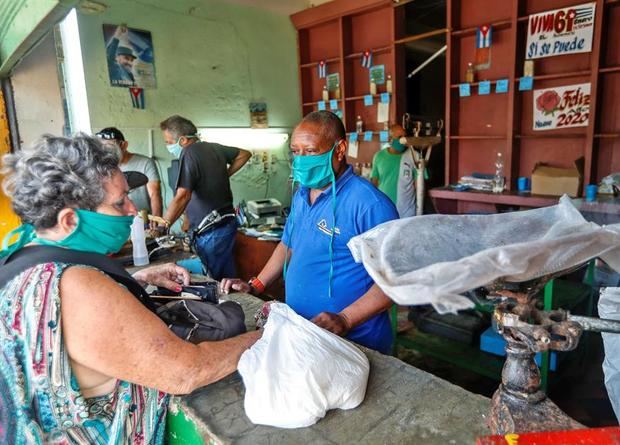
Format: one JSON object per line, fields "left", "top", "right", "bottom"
{"left": 444, "top": 0, "right": 620, "bottom": 202}
{"left": 291, "top": 0, "right": 408, "bottom": 165}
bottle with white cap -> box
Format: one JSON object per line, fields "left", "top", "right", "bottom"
{"left": 131, "top": 215, "right": 150, "bottom": 266}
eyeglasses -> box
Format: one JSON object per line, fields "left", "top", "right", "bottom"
{"left": 96, "top": 132, "right": 116, "bottom": 140}
{"left": 96, "top": 129, "right": 124, "bottom": 141}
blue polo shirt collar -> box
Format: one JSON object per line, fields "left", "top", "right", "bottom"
{"left": 298, "top": 165, "right": 354, "bottom": 205}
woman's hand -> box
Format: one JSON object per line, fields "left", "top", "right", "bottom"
{"left": 133, "top": 263, "right": 190, "bottom": 291}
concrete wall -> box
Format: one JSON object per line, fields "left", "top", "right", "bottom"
{"left": 11, "top": 32, "right": 65, "bottom": 146}
{"left": 76, "top": 0, "right": 302, "bottom": 207}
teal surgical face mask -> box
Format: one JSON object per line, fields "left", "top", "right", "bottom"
{"left": 166, "top": 139, "right": 183, "bottom": 158}
{"left": 292, "top": 141, "right": 338, "bottom": 189}
{"left": 391, "top": 138, "right": 407, "bottom": 153}
{"left": 285, "top": 140, "right": 341, "bottom": 298}
{"left": 166, "top": 134, "right": 198, "bottom": 158}
{"left": 0, "top": 209, "right": 134, "bottom": 258}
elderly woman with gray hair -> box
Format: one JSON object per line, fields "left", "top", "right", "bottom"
{"left": 0, "top": 134, "right": 260, "bottom": 444}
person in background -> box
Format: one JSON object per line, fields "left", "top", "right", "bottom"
{"left": 105, "top": 25, "right": 136, "bottom": 86}
{"left": 96, "top": 127, "right": 162, "bottom": 219}
{"left": 370, "top": 124, "right": 416, "bottom": 218}
{"left": 221, "top": 111, "right": 399, "bottom": 354}
{"left": 0, "top": 134, "right": 260, "bottom": 444}
{"left": 159, "top": 115, "right": 251, "bottom": 280}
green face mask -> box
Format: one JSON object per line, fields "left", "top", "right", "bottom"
{"left": 0, "top": 209, "right": 134, "bottom": 257}
{"left": 292, "top": 142, "right": 337, "bottom": 189}
{"left": 391, "top": 138, "right": 407, "bottom": 153}
{"left": 286, "top": 141, "right": 340, "bottom": 298}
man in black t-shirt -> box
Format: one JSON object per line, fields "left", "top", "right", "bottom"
{"left": 160, "top": 115, "right": 251, "bottom": 280}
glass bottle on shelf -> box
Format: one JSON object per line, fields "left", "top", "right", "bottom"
{"left": 386, "top": 74, "right": 393, "bottom": 94}
{"left": 493, "top": 152, "right": 505, "bottom": 194}
{"left": 465, "top": 62, "right": 475, "bottom": 83}
{"left": 334, "top": 82, "right": 341, "bottom": 99}
{"left": 370, "top": 80, "right": 377, "bottom": 95}
{"left": 353, "top": 162, "right": 362, "bottom": 176}
{"left": 356, "top": 116, "right": 364, "bottom": 134}
{"left": 322, "top": 85, "right": 329, "bottom": 102}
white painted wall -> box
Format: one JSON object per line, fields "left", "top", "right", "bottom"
{"left": 11, "top": 32, "right": 65, "bottom": 147}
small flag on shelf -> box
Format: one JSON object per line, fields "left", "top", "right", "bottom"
{"left": 476, "top": 25, "right": 492, "bottom": 49}
{"left": 475, "top": 25, "right": 492, "bottom": 70}
{"left": 318, "top": 60, "right": 326, "bottom": 78}
{"left": 361, "top": 50, "right": 372, "bottom": 69}
{"left": 129, "top": 87, "right": 145, "bottom": 109}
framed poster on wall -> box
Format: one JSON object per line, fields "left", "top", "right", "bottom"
{"left": 526, "top": 2, "right": 595, "bottom": 60}
{"left": 533, "top": 83, "right": 590, "bottom": 131}
{"left": 103, "top": 24, "right": 157, "bottom": 88}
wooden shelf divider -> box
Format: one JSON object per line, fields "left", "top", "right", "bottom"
{"left": 599, "top": 65, "right": 620, "bottom": 74}
{"left": 449, "top": 135, "right": 506, "bottom": 140}
{"left": 299, "top": 56, "right": 341, "bottom": 69}
{"left": 451, "top": 20, "right": 511, "bottom": 37}
{"left": 344, "top": 45, "right": 392, "bottom": 60}
{"left": 394, "top": 28, "right": 447, "bottom": 45}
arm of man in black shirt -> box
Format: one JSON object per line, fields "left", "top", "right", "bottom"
{"left": 163, "top": 187, "right": 191, "bottom": 227}
{"left": 228, "top": 149, "right": 251, "bottom": 176}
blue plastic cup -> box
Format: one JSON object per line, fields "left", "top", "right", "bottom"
{"left": 586, "top": 184, "right": 598, "bottom": 202}
{"left": 518, "top": 177, "right": 529, "bottom": 192}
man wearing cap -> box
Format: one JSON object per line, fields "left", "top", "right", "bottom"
{"left": 159, "top": 115, "right": 252, "bottom": 281}
{"left": 96, "top": 127, "right": 162, "bottom": 218}
{"left": 106, "top": 25, "right": 136, "bottom": 86}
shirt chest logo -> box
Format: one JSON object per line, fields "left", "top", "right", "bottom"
{"left": 317, "top": 219, "right": 341, "bottom": 237}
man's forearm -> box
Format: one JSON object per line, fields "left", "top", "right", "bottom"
{"left": 339, "top": 284, "right": 393, "bottom": 329}
{"left": 147, "top": 182, "right": 162, "bottom": 216}
{"left": 256, "top": 242, "right": 290, "bottom": 287}
{"left": 228, "top": 150, "right": 251, "bottom": 176}
{"left": 164, "top": 194, "right": 190, "bottom": 226}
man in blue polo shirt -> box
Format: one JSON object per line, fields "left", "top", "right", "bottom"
{"left": 222, "top": 111, "right": 398, "bottom": 354}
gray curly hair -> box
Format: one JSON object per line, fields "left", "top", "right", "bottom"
{"left": 1, "top": 134, "right": 121, "bottom": 230}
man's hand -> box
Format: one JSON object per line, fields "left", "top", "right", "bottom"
{"left": 220, "top": 278, "right": 252, "bottom": 295}
{"left": 311, "top": 312, "right": 352, "bottom": 336}
{"left": 133, "top": 263, "right": 190, "bottom": 291}
{"left": 113, "top": 25, "right": 129, "bottom": 39}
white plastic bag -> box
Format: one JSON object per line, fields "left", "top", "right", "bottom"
{"left": 238, "top": 303, "right": 370, "bottom": 428}
{"left": 348, "top": 195, "right": 620, "bottom": 314}
{"left": 599, "top": 287, "right": 620, "bottom": 422}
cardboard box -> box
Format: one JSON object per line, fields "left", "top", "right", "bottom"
{"left": 531, "top": 157, "right": 584, "bottom": 197}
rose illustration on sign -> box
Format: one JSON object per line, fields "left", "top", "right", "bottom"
{"left": 536, "top": 90, "right": 561, "bottom": 116}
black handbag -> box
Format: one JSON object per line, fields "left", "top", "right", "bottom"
{"left": 0, "top": 246, "right": 246, "bottom": 343}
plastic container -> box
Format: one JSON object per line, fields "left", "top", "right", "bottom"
{"left": 322, "top": 86, "right": 329, "bottom": 102}
{"left": 356, "top": 116, "right": 364, "bottom": 134}
{"left": 586, "top": 184, "right": 598, "bottom": 202}
{"left": 131, "top": 215, "right": 150, "bottom": 266}
{"left": 493, "top": 152, "right": 505, "bottom": 193}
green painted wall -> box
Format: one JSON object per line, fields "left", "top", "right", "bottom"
{"left": 0, "top": 0, "right": 76, "bottom": 75}
{"left": 76, "top": 0, "right": 301, "bottom": 208}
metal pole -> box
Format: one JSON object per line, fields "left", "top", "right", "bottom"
{"left": 407, "top": 45, "right": 447, "bottom": 78}
{"left": 568, "top": 314, "right": 620, "bottom": 334}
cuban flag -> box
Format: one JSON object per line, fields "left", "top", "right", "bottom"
{"left": 129, "top": 87, "right": 145, "bottom": 109}
{"left": 318, "top": 60, "right": 326, "bottom": 78}
{"left": 476, "top": 25, "right": 492, "bottom": 49}
{"left": 361, "top": 50, "right": 372, "bottom": 69}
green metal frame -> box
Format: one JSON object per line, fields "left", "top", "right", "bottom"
{"left": 391, "top": 260, "right": 597, "bottom": 391}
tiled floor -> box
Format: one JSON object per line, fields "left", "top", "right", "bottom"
{"left": 396, "top": 324, "right": 618, "bottom": 428}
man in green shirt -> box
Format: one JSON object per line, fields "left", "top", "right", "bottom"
{"left": 370, "top": 124, "right": 415, "bottom": 218}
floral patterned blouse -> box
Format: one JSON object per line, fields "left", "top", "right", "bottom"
{"left": 0, "top": 262, "right": 168, "bottom": 444}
